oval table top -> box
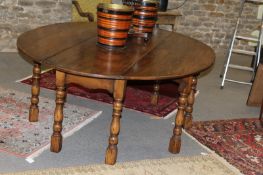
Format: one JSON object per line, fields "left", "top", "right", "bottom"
{"left": 17, "top": 22, "right": 215, "bottom": 80}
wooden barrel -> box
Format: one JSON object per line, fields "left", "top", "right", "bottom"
{"left": 97, "top": 3, "right": 133, "bottom": 49}
{"left": 132, "top": 0, "right": 159, "bottom": 33}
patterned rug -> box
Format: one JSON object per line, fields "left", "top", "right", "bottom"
{"left": 186, "top": 118, "right": 263, "bottom": 175}
{"left": 19, "top": 69, "right": 181, "bottom": 119}
{"left": 2, "top": 155, "right": 240, "bottom": 175}
{"left": 0, "top": 88, "right": 101, "bottom": 162}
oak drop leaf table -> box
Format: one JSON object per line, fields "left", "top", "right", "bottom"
{"left": 17, "top": 22, "right": 215, "bottom": 165}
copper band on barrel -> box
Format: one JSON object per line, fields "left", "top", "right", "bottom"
{"left": 133, "top": 10, "right": 157, "bottom": 17}
{"left": 97, "top": 11, "right": 133, "bottom": 20}
{"left": 98, "top": 29, "right": 129, "bottom": 39}
{"left": 98, "top": 37, "right": 127, "bottom": 46}
{"left": 98, "top": 18, "right": 132, "bottom": 29}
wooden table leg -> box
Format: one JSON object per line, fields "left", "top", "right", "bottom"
{"left": 169, "top": 77, "right": 191, "bottom": 153}
{"left": 184, "top": 76, "right": 197, "bottom": 129}
{"left": 29, "top": 63, "right": 41, "bottom": 122}
{"left": 105, "top": 80, "right": 126, "bottom": 165}
{"left": 260, "top": 98, "right": 263, "bottom": 126}
{"left": 151, "top": 80, "right": 160, "bottom": 105}
{"left": 50, "top": 71, "right": 66, "bottom": 153}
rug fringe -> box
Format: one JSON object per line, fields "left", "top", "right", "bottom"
{"left": 25, "top": 111, "right": 102, "bottom": 163}
{"left": 182, "top": 129, "right": 243, "bottom": 175}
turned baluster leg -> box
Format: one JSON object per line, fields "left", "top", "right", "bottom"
{"left": 184, "top": 76, "right": 197, "bottom": 129}
{"left": 50, "top": 71, "right": 66, "bottom": 153}
{"left": 151, "top": 80, "right": 160, "bottom": 105}
{"left": 29, "top": 63, "right": 41, "bottom": 122}
{"left": 169, "top": 78, "right": 191, "bottom": 153}
{"left": 105, "top": 80, "right": 126, "bottom": 165}
{"left": 260, "top": 98, "right": 263, "bottom": 126}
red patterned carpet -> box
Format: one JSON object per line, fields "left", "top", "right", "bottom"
{"left": 187, "top": 118, "right": 263, "bottom": 175}
{"left": 20, "top": 70, "right": 180, "bottom": 118}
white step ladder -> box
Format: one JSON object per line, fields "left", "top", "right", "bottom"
{"left": 220, "top": 0, "right": 263, "bottom": 89}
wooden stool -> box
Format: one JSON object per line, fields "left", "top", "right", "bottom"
{"left": 156, "top": 10, "right": 182, "bottom": 31}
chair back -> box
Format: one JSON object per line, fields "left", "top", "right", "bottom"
{"left": 72, "top": 0, "right": 112, "bottom": 22}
